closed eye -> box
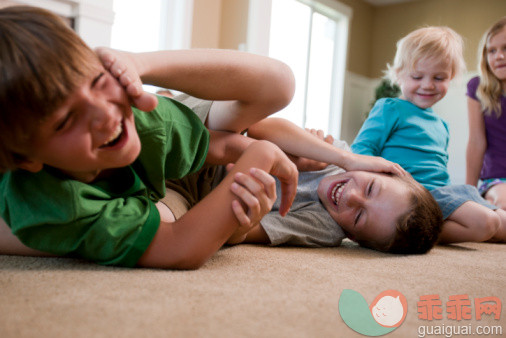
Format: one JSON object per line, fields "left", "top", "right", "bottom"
{"left": 354, "top": 210, "right": 363, "bottom": 226}
{"left": 55, "top": 111, "right": 74, "bottom": 131}
{"left": 367, "top": 180, "right": 375, "bottom": 196}
{"left": 91, "top": 72, "right": 105, "bottom": 88}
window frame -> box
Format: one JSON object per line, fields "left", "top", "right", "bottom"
{"left": 247, "top": 0, "right": 352, "bottom": 138}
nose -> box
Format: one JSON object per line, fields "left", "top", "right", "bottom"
{"left": 89, "top": 100, "right": 115, "bottom": 132}
{"left": 421, "top": 78, "right": 435, "bottom": 90}
{"left": 346, "top": 189, "right": 365, "bottom": 207}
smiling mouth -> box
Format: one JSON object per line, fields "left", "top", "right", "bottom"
{"left": 331, "top": 181, "right": 348, "bottom": 207}
{"left": 100, "top": 121, "right": 124, "bottom": 148}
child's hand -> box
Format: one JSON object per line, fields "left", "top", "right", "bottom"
{"left": 291, "top": 128, "right": 334, "bottom": 171}
{"left": 269, "top": 145, "right": 298, "bottom": 216}
{"left": 344, "top": 153, "right": 406, "bottom": 177}
{"left": 95, "top": 47, "right": 158, "bottom": 112}
{"left": 227, "top": 168, "right": 276, "bottom": 244}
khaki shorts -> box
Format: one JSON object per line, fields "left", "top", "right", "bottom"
{"left": 158, "top": 94, "right": 226, "bottom": 219}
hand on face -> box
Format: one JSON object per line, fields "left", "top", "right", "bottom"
{"left": 96, "top": 47, "right": 158, "bottom": 112}
{"left": 343, "top": 153, "right": 407, "bottom": 177}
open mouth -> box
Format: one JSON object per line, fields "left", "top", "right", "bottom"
{"left": 100, "top": 120, "right": 124, "bottom": 148}
{"left": 330, "top": 180, "right": 348, "bottom": 208}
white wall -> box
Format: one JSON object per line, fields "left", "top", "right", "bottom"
{"left": 0, "top": 0, "right": 114, "bottom": 47}
{"left": 433, "top": 74, "right": 475, "bottom": 185}
{"left": 341, "top": 71, "right": 378, "bottom": 144}
{"left": 342, "top": 71, "right": 471, "bottom": 185}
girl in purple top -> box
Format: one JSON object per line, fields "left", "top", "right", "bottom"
{"left": 467, "top": 17, "right": 506, "bottom": 210}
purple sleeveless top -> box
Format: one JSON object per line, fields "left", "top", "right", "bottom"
{"left": 466, "top": 76, "right": 506, "bottom": 179}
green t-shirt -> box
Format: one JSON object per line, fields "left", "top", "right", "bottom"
{"left": 0, "top": 96, "right": 209, "bottom": 267}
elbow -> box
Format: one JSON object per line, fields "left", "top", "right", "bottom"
{"left": 171, "top": 258, "right": 207, "bottom": 270}
{"left": 276, "top": 61, "right": 296, "bottom": 108}
{"left": 162, "top": 248, "right": 213, "bottom": 270}
{"left": 261, "top": 60, "right": 295, "bottom": 112}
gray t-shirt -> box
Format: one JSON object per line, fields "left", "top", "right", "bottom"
{"left": 261, "top": 140, "right": 349, "bottom": 247}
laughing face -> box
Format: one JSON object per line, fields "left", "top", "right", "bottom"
{"left": 19, "top": 59, "right": 141, "bottom": 183}
{"left": 486, "top": 26, "right": 506, "bottom": 84}
{"left": 317, "top": 171, "right": 411, "bottom": 248}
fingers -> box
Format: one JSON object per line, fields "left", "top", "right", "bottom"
{"left": 271, "top": 156, "right": 298, "bottom": 216}
{"left": 95, "top": 47, "right": 158, "bottom": 112}
{"left": 278, "top": 180, "right": 297, "bottom": 217}
{"left": 305, "top": 128, "right": 334, "bottom": 144}
{"left": 95, "top": 47, "right": 115, "bottom": 69}
{"left": 130, "top": 91, "right": 159, "bottom": 112}
{"left": 225, "top": 163, "right": 235, "bottom": 173}
{"left": 230, "top": 170, "right": 277, "bottom": 225}
{"left": 232, "top": 170, "right": 276, "bottom": 210}
{"left": 249, "top": 168, "right": 276, "bottom": 199}
{"left": 230, "top": 181, "right": 261, "bottom": 218}
{"left": 324, "top": 134, "right": 334, "bottom": 145}
{"left": 391, "top": 162, "right": 407, "bottom": 177}
{"left": 231, "top": 199, "right": 252, "bottom": 228}
{"left": 276, "top": 164, "right": 298, "bottom": 216}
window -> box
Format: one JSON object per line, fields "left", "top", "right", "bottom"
{"left": 111, "top": 0, "right": 193, "bottom": 92}
{"left": 111, "top": 0, "right": 193, "bottom": 52}
{"left": 248, "top": 0, "right": 351, "bottom": 138}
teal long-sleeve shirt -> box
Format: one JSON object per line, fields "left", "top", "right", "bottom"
{"left": 351, "top": 98, "right": 450, "bottom": 191}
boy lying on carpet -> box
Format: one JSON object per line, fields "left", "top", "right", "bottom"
{"left": 205, "top": 117, "right": 443, "bottom": 254}
{"left": 0, "top": 6, "right": 411, "bottom": 269}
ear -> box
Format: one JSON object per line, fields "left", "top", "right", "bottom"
{"left": 17, "top": 159, "right": 44, "bottom": 173}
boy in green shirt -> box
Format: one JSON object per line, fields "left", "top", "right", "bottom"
{"left": 0, "top": 5, "right": 300, "bottom": 269}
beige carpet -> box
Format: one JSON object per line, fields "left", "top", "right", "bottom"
{"left": 0, "top": 240, "right": 505, "bottom": 338}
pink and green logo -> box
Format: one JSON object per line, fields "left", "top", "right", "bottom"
{"left": 339, "top": 289, "right": 408, "bottom": 336}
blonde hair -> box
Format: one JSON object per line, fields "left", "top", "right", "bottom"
{"left": 477, "top": 17, "right": 506, "bottom": 118}
{"left": 386, "top": 26, "right": 466, "bottom": 85}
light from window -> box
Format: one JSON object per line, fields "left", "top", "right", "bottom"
{"left": 111, "top": 0, "right": 162, "bottom": 52}
{"left": 267, "top": 0, "right": 344, "bottom": 137}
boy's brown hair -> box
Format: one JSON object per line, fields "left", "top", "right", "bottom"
{"left": 357, "top": 174, "right": 443, "bottom": 254}
{"left": 386, "top": 175, "right": 442, "bottom": 254}
{"left": 0, "top": 5, "right": 99, "bottom": 172}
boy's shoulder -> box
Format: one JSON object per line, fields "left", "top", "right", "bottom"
{"left": 133, "top": 95, "right": 196, "bottom": 130}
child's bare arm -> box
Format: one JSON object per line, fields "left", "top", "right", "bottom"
{"left": 466, "top": 97, "right": 487, "bottom": 186}
{"left": 136, "top": 141, "right": 297, "bottom": 269}
{"left": 248, "top": 118, "right": 405, "bottom": 176}
{"left": 97, "top": 47, "right": 295, "bottom": 133}
{"left": 438, "top": 202, "right": 505, "bottom": 244}
{"left": 0, "top": 218, "right": 54, "bottom": 256}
